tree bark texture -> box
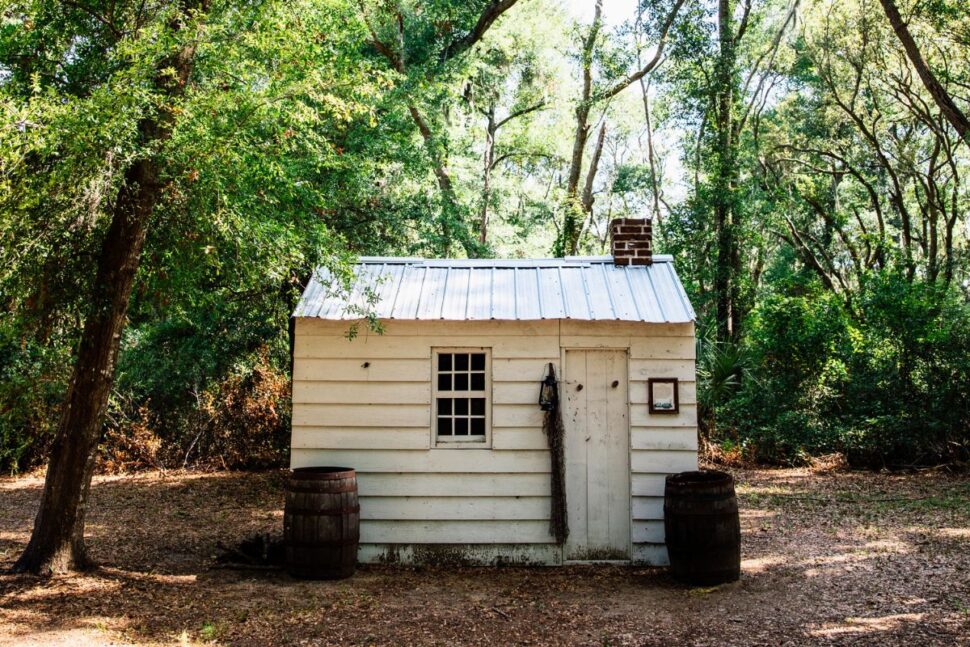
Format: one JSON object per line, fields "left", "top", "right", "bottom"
{"left": 13, "top": 2, "right": 204, "bottom": 575}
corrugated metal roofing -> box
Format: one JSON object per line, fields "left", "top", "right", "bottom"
{"left": 293, "top": 255, "right": 696, "bottom": 323}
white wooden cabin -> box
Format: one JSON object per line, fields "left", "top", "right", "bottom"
{"left": 290, "top": 218, "right": 698, "bottom": 565}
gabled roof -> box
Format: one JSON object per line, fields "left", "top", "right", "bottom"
{"left": 293, "top": 255, "right": 695, "bottom": 323}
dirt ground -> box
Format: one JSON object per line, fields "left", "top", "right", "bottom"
{"left": 1, "top": 467, "right": 968, "bottom": 646}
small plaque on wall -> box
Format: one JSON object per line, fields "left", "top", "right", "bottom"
{"left": 648, "top": 378, "right": 679, "bottom": 414}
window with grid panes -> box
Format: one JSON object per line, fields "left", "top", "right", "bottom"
{"left": 433, "top": 349, "right": 490, "bottom": 445}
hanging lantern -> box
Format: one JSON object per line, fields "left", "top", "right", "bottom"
{"left": 538, "top": 363, "right": 558, "bottom": 411}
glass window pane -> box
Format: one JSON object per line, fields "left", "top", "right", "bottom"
{"left": 471, "top": 417, "right": 485, "bottom": 436}
{"left": 455, "top": 353, "right": 469, "bottom": 370}
{"left": 471, "top": 398, "right": 485, "bottom": 416}
{"left": 471, "top": 353, "right": 485, "bottom": 370}
{"left": 455, "top": 398, "right": 468, "bottom": 415}
{"left": 471, "top": 373, "right": 485, "bottom": 391}
{"left": 438, "top": 353, "right": 452, "bottom": 371}
{"left": 438, "top": 374, "right": 452, "bottom": 391}
{"left": 438, "top": 398, "right": 452, "bottom": 415}
{"left": 454, "top": 373, "right": 469, "bottom": 391}
{"left": 437, "top": 417, "right": 452, "bottom": 436}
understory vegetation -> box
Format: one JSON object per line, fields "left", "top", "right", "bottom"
{"left": 1, "top": 0, "right": 968, "bottom": 473}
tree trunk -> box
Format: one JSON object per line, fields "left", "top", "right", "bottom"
{"left": 558, "top": 0, "right": 602, "bottom": 257}
{"left": 714, "top": 0, "right": 740, "bottom": 342}
{"left": 479, "top": 107, "right": 497, "bottom": 245}
{"left": 12, "top": 3, "right": 203, "bottom": 575}
{"left": 878, "top": 0, "right": 970, "bottom": 143}
{"left": 639, "top": 76, "right": 663, "bottom": 223}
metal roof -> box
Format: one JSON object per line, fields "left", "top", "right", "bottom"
{"left": 293, "top": 255, "right": 695, "bottom": 323}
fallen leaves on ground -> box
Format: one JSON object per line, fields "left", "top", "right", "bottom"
{"left": 0, "top": 467, "right": 968, "bottom": 646}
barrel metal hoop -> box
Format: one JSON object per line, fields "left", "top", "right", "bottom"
{"left": 287, "top": 484, "right": 358, "bottom": 494}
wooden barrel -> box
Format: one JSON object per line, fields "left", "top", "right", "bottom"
{"left": 284, "top": 466, "right": 359, "bottom": 579}
{"left": 663, "top": 470, "right": 741, "bottom": 585}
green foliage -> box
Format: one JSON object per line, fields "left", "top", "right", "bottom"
{"left": 1, "top": 0, "right": 969, "bottom": 472}
{"left": 709, "top": 274, "right": 970, "bottom": 467}
{"left": 0, "top": 319, "right": 70, "bottom": 471}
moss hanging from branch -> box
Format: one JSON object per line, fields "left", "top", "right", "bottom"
{"left": 542, "top": 363, "right": 568, "bottom": 544}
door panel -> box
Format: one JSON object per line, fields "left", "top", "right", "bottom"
{"left": 564, "top": 349, "right": 630, "bottom": 560}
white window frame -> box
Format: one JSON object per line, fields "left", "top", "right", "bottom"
{"left": 431, "top": 347, "right": 492, "bottom": 448}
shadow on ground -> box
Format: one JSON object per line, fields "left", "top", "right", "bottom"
{"left": 1, "top": 468, "right": 968, "bottom": 646}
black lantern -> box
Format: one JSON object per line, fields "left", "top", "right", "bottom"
{"left": 538, "top": 363, "right": 558, "bottom": 411}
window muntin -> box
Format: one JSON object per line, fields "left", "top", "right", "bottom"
{"left": 433, "top": 349, "right": 490, "bottom": 446}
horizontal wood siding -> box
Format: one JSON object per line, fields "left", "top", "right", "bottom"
{"left": 291, "top": 317, "right": 697, "bottom": 563}
{"left": 626, "top": 322, "right": 697, "bottom": 561}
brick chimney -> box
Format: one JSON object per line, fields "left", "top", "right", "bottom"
{"left": 609, "top": 218, "right": 652, "bottom": 266}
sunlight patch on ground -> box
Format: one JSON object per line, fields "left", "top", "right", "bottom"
{"left": 808, "top": 613, "right": 925, "bottom": 637}
{"left": 936, "top": 527, "right": 970, "bottom": 540}
{"left": 740, "top": 555, "right": 788, "bottom": 573}
{"left": 738, "top": 509, "right": 777, "bottom": 520}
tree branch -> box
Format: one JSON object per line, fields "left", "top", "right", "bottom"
{"left": 441, "top": 0, "right": 521, "bottom": 62}
{"left": 591, "top": 0, "right": 687, "bottom": 103}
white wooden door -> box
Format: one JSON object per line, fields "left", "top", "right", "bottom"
{"left": 563, "top": 349, "right": 630, "bottom": 560}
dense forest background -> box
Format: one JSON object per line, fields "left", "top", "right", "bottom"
{"left": 2, "top": 0, "right": 968, "bottom": 473}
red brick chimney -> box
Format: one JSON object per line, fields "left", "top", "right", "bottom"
{"left": 609, "top": 218, "right": 652, "bottom": 266}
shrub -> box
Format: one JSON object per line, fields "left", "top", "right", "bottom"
{"left": 708, "top": 274, "right": 970, "bottom": 468}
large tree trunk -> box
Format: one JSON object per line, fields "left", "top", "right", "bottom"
{"left": 12, "top": 3, "right": 203, "bottom": 575}
{"left": 557, "top": 1, "right": 602, "bottom": 257}
{"left": 878, "top": 0, "right": 970, "bottom": 143}
{"left": 714, "top": 0, "right": 740, "bottom": 343}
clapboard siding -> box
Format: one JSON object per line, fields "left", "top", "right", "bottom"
{"left": 493, "top": 358, "right": 559, "bottom": 383}
{"left": 631, "top": 427, "right": 698, "bottom": 451}
{"left": 359, "top": 496, "right": 549, "bottom": 520}
{"left": 291, "top": 316, "right": 697, "bottom": 565}
{"left": 293, "top": 381, "right": 430, "bottom": 404}
{"left": 632, "top": 496, "right": 665, "bottom": 520}
{"left": 559, "top": 321, "right": 694, "bottom": 337}
{"left": 631, "top": 473, "right": 670, "bottom": 497}
{"left": 291, "top": 448, "right": 550, "bottom": 473}
{"left": 287, "top": 427, "right": 548, "bottom": 454}
{"left": 356, "top": 473, "right": 552, "bottom": 497}
{"left": 299, "top": 319, "right": 559, "bottom": 337}
{"left": 493, "top": 427, "right": 548, "bottom": 450}
{"left": 291, "top": 427, "right": 430, "bottom": 450}
{"left": 292, "top": 404, "right": 430, "bottom": 428}
{"left": 629, "top": 358, "right": 697, "bottom": 381}
{"left": 294, "top": 358, "right": 430, "bottom": 382}
{"left": 560, "top": 336, "right": 695, "bottom": 360}
{"left": 632, "top": 520, "right": 666, "bottom": 544}
{"left": 630, "top": 403, "right": 697, "bottom": 428}
{"left": 630, "top": 449, "right": 698, "bottom": 473}
{"left": 295, "top": 335, "right": 560, "bottom": 359}
{"left": 492, "top": 404, "right": 545, "bottom": 428}
{"left": 494, "top": 382, "right": 544, "bottom": 405}
{"left": 630, "top": 337, "right": 696, "bottom": 360}
{"left": 361, "top": 520, "right": 555, "bottom": 544}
